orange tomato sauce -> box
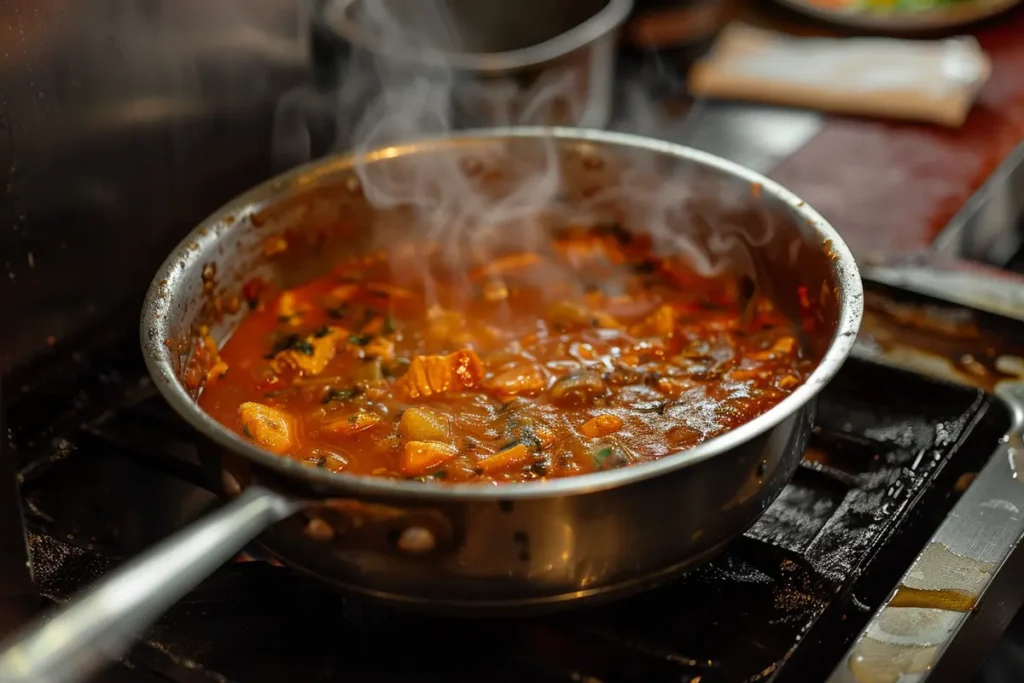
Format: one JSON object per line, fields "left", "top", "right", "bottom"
{"left": 196, "top": 224, "right": 813, "bottom": 484}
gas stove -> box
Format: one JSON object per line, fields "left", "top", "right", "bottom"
{"left": 7, "top": 279, "right": 1024, "bottom": 683}
{"left": 6, "top": 3, "right": 1024, "bottom": 683}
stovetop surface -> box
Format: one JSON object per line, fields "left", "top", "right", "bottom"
{"left": 7, "top": 321, "right": 1009, "bottom": 683}
{"left": 4, "top": 33, "right": 1021, "bottom": 683}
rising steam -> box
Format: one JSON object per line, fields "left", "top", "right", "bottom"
{"left": 272, "top": 0, "right": 774, "bottom": 291}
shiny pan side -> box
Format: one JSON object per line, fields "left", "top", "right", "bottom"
{"left": 141, "top": 127, "right": 863, "bottom": 610}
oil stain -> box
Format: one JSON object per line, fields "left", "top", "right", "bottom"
{"left": 888, "top": 586, "right": 976, "bottom": 612}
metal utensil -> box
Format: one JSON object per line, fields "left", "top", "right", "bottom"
{"left": 316, "top": 0, "right": 633, "bottom": 129}
{"left": 0, "top": 127, "right": 862, "bottom": 683}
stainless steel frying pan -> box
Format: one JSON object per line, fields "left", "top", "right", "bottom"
{"left": 0, "top": 127, "right": 863, "bottom": 683}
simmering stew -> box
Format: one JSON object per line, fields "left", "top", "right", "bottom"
{"left": 195, "top": 224, "right": 814, "bottom": 484}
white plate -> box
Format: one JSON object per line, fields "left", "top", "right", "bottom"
{"left": 773, "top": 0, "right": 1021, "bottom": 31}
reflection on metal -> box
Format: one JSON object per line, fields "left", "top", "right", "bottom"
{"left": 863, "top": 256, "right": 1024, "bottom": 323}
{"left": 828, "top": 380, "right": 1024, "bottom": 683}
{"left": 0, "top": 0, "right": 310, "bottom": 378}
{"left": 931, "top": 139, "right": 1024, "bottom": 267}
{"left": 828, "top": 287, "right": 1024, "bottom": 682}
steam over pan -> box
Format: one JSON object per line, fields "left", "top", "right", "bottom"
{"left": 0, "top": 129, "right": 861, "bottom": 683}
{"left": 317, "top": 0, "right": 633, "bottom": 128}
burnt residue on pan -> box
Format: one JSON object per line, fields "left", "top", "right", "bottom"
{"left": 857, "top": 284, "right": 1024, "bottom": 393}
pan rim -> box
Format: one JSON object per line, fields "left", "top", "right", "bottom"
{"left": 317, "top": 0, "right": 634, "bottom": 74}
{"left": 141, "top": 126, "right": 863, "bottom": 502}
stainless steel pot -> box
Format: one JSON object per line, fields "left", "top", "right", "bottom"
{"left": 0, "top": 128, "right": 862, "bottom": 683}
{"left": 316, "top": 0, "right": 632, "bottom": 129}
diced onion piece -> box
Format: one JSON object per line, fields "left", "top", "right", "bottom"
{"left": 477, "top": 443, "right": 532, "bottom": 474}
{"left": 273, "top": 327, "right": 343, "bottom": 377}
{"left": 475, "top": 252, "right": 541, "bottom": 278}
{"left": 750, "top": 336, "right": 797, "bottom": 361}
{"left": 580, "top": 414, "right": 624, "bottom": 439}
{"left": 394, "top": 349, "right": 484, "bottom": 401}
{"left": 485, "top": 364, "right": 546, "bottom": 397}
{"left": 399, "top": 408, "right": 451, "bottom": 443}
{"left": 363, "top": 337, "right": 395, "bottom": 361}
{"left": 630, "top": 304, "right": 676, "bottom": 338}
{"left": 238, "top": 402, "right": 296, "bottom": 453}
{"left": 205, "top": 361, "right": 229, "bottom": 382}
{"left": 401, "top": 441, "right": 458, "bottom": 476}
{"left": 323, "top": 411, "right": 381, "bottom": 435}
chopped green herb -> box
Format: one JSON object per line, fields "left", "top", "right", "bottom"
{"left": 431, "top": 470, "right": 448, "bottom": 480}
{"left": 322, "top": 387, "right": 362, "bottom": 404}
{"left": 383, "top": 357, "right": 410, "bottom": 378}
{"left": 242, "top": 424, "right": 253, "bottom": 439}
{"left": 314, "top": 326, "right": 332, "bottom": 338}
{"left": 293, "top": 339, "right": 314, "bottom": 355}
{"left": 383, "top": 313, "right": 397, "bottom": 335}
{"left": 348, "top": 414, "right": 359, "bottom": 424}
{"left": 266, "top": 333, "right": 302, "bottom": 358}
{"left": 348, "top": 333, "right": 372, "bottom": 346}
{"left": 594, "top": 445, "right": 627, "bottom": 470}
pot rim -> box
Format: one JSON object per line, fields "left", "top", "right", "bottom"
{"left": 141, "top": 127, "right": 864, "bottom": 502}
{"left": 318, "top": 0, "right": 634, "bottom": 73}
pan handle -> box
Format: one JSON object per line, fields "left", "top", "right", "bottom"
{"left": 0, "top": 485, "right": 301, "bottom": 683}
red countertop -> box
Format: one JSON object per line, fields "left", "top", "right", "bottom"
{"left": 767, "top": 7, "right": 1024, "bottom": 258}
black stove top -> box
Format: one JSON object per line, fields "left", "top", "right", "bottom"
{"left": 6, "top": 322, "right": 1008, "bottom": 683}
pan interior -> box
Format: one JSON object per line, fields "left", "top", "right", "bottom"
{"left": 142, "top": 130, "right": 861, "bottom": 498}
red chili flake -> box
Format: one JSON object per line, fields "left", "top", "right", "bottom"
{"left": 242, "top": 278, "right": 264, "bottom": 308}
{"left": 797, "top": 286, "right": 811, "bottom": 310}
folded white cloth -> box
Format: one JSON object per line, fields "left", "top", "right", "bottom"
{"left": 688, "top": 24, "right": 992, "bottom": 127}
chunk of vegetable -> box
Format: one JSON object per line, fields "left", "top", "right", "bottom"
{"left": 238, "top": 402, "right": 296, "bottom": 453}
{"left": 477, "top": 443, "right": 532, "bottom": 474}
{"left": 272, "top": 327, "right": 343, "bottom": 377}
{"left": 425, "top": 307, "right": 473, "bottom": 346}
{"left": 476, "top": 252, "right": 541, "bottom": 277}
{"left": 655, "top": 377, "right": 698, "bottom": 397}
{"left": 580, "top": 414, "right": 624, "bottom": 439}
{"left": 399, "top": 407, "right": 452, "bottom": 443}
{"left": 401, "top": 441, "right": 458, "bottom": 476}
{"left": 276, "top": 290, "right": 310, "bottom": 323}
{"left": 363, "top": 337, "right": 395, "bottom": 361}
{"left": 394, "top": 349, "right": 485, "bottom": 401}
{"left": 549, "top": 371, "right": 608, "bottom": 407}
{"left": 548, "top": 301, "right": 620, "bottom": 330}
{"left": 324, "top": 411, "right": 381, "bottom": 435}
{"left": 481, "top": 280, "right": 509, "bottom": 302}
{"left": 751, "top": 336, "right": 797, "bottom": 361}
{"left": 631, "top": 304, "right": 677, "bottom": 338}
{"left": 205, "top": 361, "right": 229, "bottom": 382}
{"left": 485, "top": 364, "right": 546, "bottom": 397}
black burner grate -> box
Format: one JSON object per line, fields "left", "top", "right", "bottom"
{"left": 6, "top": 330, "right": 1010, "bottom": 683}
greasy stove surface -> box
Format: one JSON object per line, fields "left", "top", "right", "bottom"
{"left": 7, "top": 330, "right": 1008, "bottom": 683}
